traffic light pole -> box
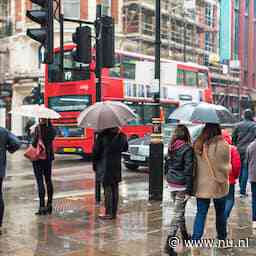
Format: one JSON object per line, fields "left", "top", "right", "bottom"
{"left": 59, "top": 0, "right": 64, "bottom": 75}
{"left": 94, "top": 4, "right": 103, "bottom": 203}
{"left": 149, "top": 0, "right": 163, "bottom": 201}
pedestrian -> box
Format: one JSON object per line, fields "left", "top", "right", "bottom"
{"left": 222, "top": 129, "right": 241, "bottom": 220}
{"left": 232, "top": 109, "right": 256, "bottom": 197}
{"left": 164, "top": 125, "right": 194, "bottom": 256}
{"left": 31, "top": 119, "right": 56, "bottom": 215}
{"left": 0, "top": 127, "right": 21, "bottom": 233}
{"left": 191, "top": 123, "right": 231, "bottom": 256}
{"left": 92, "top": 127, "right": 128, "bottom": 220}
{"left": 246, "top": 138, "right": 256, "bottom": 228}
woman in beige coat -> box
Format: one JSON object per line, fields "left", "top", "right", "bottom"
{"left": 191, "top": 123, "right": 231, "bottom": 255}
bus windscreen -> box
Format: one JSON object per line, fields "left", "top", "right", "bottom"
{"left": 48, "top": 95, "right": 91, "bottom": 112}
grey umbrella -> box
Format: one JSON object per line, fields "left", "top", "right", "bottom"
{"left": 77, "top": 101, "right": 137, "bottom": 130}
{"left": 168, "top": 102, "right": 235, "bottom": 124}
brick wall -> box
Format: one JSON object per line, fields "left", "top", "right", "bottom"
{"left": 111, "top": 0, "right": 118, "bottom": 23}
{"left": 81, "top": 0, "right": 88, "bottom": 19}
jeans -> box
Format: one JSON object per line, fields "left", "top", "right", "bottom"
{"left": 103, "top": 183, "right": 119, "bottom": 217}
{"left": 239, "top": 160, "right": 248, "bottom": 195}
{"left": 33, "top": 160, "right": 53, "bottom": 208}
{"left": 192, "top": 197, "right": 227, "bottom": 241}
{"left": 0, "top": 178, "right": 3, "bottom": 227}
{"left": 224, "top": 184, "right": 235, "bottom": 220}
{"left": 251, "top": 182, "right": 256, "bottom": 221}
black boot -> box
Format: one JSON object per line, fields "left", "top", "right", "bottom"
{"left": 35, "top": 207, "right": 47, "bottom": 215}
{"left": 164, "top": 236, "right": 178, "bottom": 256}
{"left": 46, "top": 204, "right": 53, "bottom": 215}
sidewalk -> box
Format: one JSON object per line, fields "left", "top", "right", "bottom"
{"left": 1, "top": 153, "right": 256, "bottom": 255}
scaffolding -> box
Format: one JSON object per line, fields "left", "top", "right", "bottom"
{"left": 121, "top": 0, "right": 219, "bottom": 65}
{"left": 0, "top": 0, "right": 12, "bottom": 39}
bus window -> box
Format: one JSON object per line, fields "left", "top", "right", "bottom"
{"left": 143, "top": 104, "right": 155, "bottom": 124}
{"left": 109, "top": 54, "right": 121, "bottom": 77}
{"left": 126, "top": 103, "right": 144, "bottom": 125}
{"left": 48, "top": 95, "right": 91, "bottom": 112}
{"left": 198, "top": 71, "right": 208, "bottom": 88}
{"left": 121, "top": 55, "right": 138, "bottom": 79}
{"left": 185, "top": 70, "right": 197, "bottom": 86}
{"left": 162, "top": 104, "right": 178, "bottom": 123}
{"left": 124, "top": 81, "right": 133, "bottom": 97}
{"left": 177, "top": 69, "right": 184, "bottom": 85}
{"left": 48, "top": 51, "right": 90, "bottom": 82}
{"left": 138, "top": 84, "right": 145, "bottom": 97}
{"left": 56, "top": 126, "right": 84, "bottom": 137}
{"left": 145, "top": 85, "right": 154, "bottom": 98}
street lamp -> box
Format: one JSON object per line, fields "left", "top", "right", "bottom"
{"left": 148, "top": 0, "right": 195, "bottom": 201}
{"left": 148, "top": 0, "right": 163, "bottom": 201}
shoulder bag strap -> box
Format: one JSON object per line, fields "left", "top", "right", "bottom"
{"left": 203, "top": 144, "right": 225, "bottom": 183}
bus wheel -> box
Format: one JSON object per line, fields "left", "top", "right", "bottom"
{"left": 124, "top": 163, "right": 139, "bottom": 170}
{"left": 128, "top": 135, "right": 139, "bottom": 141}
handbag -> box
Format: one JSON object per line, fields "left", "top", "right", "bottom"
{"left": 24, "top": 126, "right": 46, "bottom": 161}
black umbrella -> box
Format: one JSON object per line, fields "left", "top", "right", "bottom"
{"left": 168, "top": 102, "right": 235, "bottom": 124}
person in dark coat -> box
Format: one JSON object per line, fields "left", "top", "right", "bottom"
{"left": 32, "top": 119, "right": 56, "bottom": 215}
{"left": 232, "top": 109, "right": 256, "bottom": 197}
{"left": 164, "top": 125, "right": 194, "bottom": 256}
{"left": 0, "top": 127, "right": 21, "bottom": 232}
{"left": 92, "top": 127, "right": 128, "bottom": 220}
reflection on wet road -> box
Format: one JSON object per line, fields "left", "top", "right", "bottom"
{"left": 0, "top": 150, "right": 255, "bottom": 255}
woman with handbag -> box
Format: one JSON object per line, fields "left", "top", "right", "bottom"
{"left": 191, "top": 123, "right": 231, "bottom": 256}
{"left": 31, "top": 118, "right": 56, "bottom": 215}
{"left": 164, "top": 125, "right": 194, "bottom": 256}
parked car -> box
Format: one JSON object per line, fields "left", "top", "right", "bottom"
{"left": 122, "top": 125, "right": 203, "bottom": 170}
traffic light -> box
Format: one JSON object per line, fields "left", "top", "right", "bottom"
{"left": 31, "top": 86, "right": 43, "bottom": 104}
{"left": 72, "top": 26, "right": 92, "bottom": 64}
{"left": 26, "top": 0, "right": 54, "bottom": 64}
{"left": 101, "top": 16, "right": 115, "bottom": 68}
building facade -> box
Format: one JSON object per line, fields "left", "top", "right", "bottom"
{"left": 1, "top": 0, "right": 256, "bottom": 135}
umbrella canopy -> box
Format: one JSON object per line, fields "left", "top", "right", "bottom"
{"left": 169, "top": 102, "right": 235, "bottom": 124}
{"left": 78, "top": 101, "right": 137, "bottom": 130}
{"left": 11, "top": 104, "right": 61, "bottom": 119}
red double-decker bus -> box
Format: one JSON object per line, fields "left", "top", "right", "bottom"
{"left": 44, "top": 45, "right": 212, "bottom": 158}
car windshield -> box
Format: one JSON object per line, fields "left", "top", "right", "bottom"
{"left": 128, "top": 125, "right": 202, "bottom": 146}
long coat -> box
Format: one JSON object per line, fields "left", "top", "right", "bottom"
{"left": 247, "top": 140, "right": 256, "bottom": 182}
{"left": 193, "top": 135, "right": 231, "bottom": 199}
{"left": 92, "top": 129, "right": 128, "bottom": 186}
{"left": 32, "top": 124, "right": 56, "bottom": 161}
{"left": 0, "top": 127, "right": 21, "bottom": 178}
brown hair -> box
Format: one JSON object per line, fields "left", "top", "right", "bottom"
{"left": 194, "top": 123, "right": 221, "bottom": 153}
{"left": 170, "top": 125, "right": 191, "bottom": 146}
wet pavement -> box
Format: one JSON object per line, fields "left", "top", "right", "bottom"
{"left": 0, "top": 150, "right": 256, "bottom": 255}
